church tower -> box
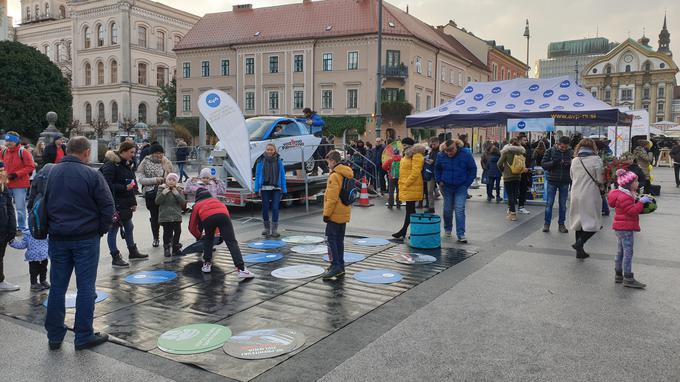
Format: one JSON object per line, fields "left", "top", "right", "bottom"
{"left": 658, "top": 13, "right": 671, "bottom": 56}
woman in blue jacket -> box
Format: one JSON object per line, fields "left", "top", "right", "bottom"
{"left": 254, "top": 144, "right": 287, "bottom": 238}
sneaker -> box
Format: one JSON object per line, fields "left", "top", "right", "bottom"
{"left": 457, "top": 236, "right": 468, "bottom": 244}
{"left": 444, "top": 231, "right": 452, "bottom": 238}
{"left": 542, "top": 224, "right": 550, "bottom": 232}
{"left": 237, "top": 268, "right": 255, "bottom": 279}
{"left": 518, "top": 207, "right": 531, "bottom": 215}
{"left": 0, "top": 281, "right": 20, "bottom": 292}
{"left": 30, "top": 283, "right": 43, "bottom": 292}
{"left": 400, "top": 254, "right": 415, "bottom": 264}
{"left": 558, "top": 225, "right": 569, "bottom": 233}
{"left": 75, "top": 332, "right": 109, "bottom": 351}
{"left": 40, "top": 281, "right": 51, "bottom": 290}
{"left": 201, "top": 262, "right": 212, "bottom": 273}
{"left": 321, "top": 266, "right": 345, "bottom": 281}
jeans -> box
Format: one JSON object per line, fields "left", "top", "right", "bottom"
{"left": 261, "top": 190, "right": 282, "bottom": 223}
{"left": 45, "top": 237, "right": 100, "bottom": 346}
{"left": 161, "top": 222, "right": 181, "bottom": 248}
{"left": 486, "top": 176, "right": 501, "bottom": 200}
{"left": 442, "top": 184, "right": 468, "bottom": 238}
{"left": 107, "top": 219, "right": 135, "bottom": 254}
{"left": 544, "top": 182, "right": 569, "bottom": 225}
{"left": 325, "top": 221, "right": 346, "bottom": 267}
{"left": 10, "top": 187, "right": 28, "bottom": 231}
{"left": 202, "top": 214, "right": 244, "bottom": 270}
{"left": 504, "top": 180, "right": 520, "bottom": 212}
{"left": 177, "top": 163, "right": 189, "bottom": 182}
{"left": 518, "top": 173, "right": 530, "bottom": 208}
{"left": 615, "top": 230, "right": 635, "bottom": 274}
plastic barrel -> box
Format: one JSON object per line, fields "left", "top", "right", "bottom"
{"left": 408, "top": 213, "right": 441, "bottom": 249}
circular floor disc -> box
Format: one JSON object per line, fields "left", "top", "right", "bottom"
{"left": 391, "top": 253, "right": 438, "bottom": 265}
{"left": 244, "top": 253, "right": 284, "bottom": 263}
{"left": 282, "top": 236, "right": 324, "bottom": 244}
{"left": 124, "top": 271, "right": 177, "bottom": 285}
{"left": 247, "top": 240, "right": 286, "bottom": 250}
{"left": 157, "top": 324, "right": 231, "bottom": 355}
{"left": 353, "top": 238, "right": 391, "bottom": 247}
{"left": 322, "top": 252, "right": 366, "bottom": 264}
{"left": 290, "top": 245, "right": 327, "bottom": 255}
{"left": 271, "top": 265, "right": 325, "bottom": 279}
{"left": 223, "top": 328, "right": 306, "bottom": 359}
{"left": 353, "top": 269, "right": 402, "bottom": 284}
{"left": 43, "top": 290, "right": 109, "bottom": 308}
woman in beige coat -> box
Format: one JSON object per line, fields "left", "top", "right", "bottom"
{"left": 568, "top": 138, "right": 604, "bottom": 259}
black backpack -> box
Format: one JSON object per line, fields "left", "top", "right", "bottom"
{"left": 339, "top": 177, "right": 359, "bottom": 206}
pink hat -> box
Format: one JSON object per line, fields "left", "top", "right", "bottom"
{"left": 616, "top": 169, "right": 637, "bottom": 189}
{"left": 166, "top": 173, "right": 179, "bottom": 182}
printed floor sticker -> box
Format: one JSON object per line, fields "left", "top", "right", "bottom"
{"left": 157, "top": 323, "right": 232, "bottom": 355}
{"left": 223, "top": 328, "right": 305, "bottom": 360}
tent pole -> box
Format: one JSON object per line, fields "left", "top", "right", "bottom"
{"left": 628, "top": 123, "right": 632, "bottom": 152}
{"left": 614, "top": 124, "right": 618, "bottom": 157}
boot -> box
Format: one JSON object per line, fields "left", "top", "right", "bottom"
{"left": 128, "top": 245, "right": 149, "bottom": 261}
{"left": 322, "top": 265, "right": 345, "bottom": 281}
{"left": 163, "top": 245, "right": 172, "bottom": 258}
{"left": 558, "top": 224, "right": 569, "bottom": 233}
{"left": 111, "top": 251, "right": 129, "bottom": 268}
{"left": 152, "top": 238, "right": 160, "bottom": 248}
{"left": 615, "top": 271, "right": 623, "bottom": 284}
{"left": 270, "top": 222, "right": 280, "bottom": 238}
{"left": 262, "top": 221, "right": 271, "bottom": 237}
{"left": 172, "top": 243, "right": 183, "bottom": 256}
{"left": 508, "top": 212, "right": 517, "bottom": 221}
{"left": 623, "top": 273, "right": 646, "bottom": 289}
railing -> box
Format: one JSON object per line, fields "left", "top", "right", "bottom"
{"left": 382, "top": 65, "right": 409, "bottom": 79}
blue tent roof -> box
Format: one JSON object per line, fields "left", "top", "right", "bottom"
{"left": 406, "top": 76, "right": 629, "bottom": 128}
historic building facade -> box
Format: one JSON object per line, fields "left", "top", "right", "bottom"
{"left": 174, "top": 0, "right": 490, "bottom": 140}
{"left": 581, "top": 16, "right": 678, "bottom": 122}
{"left": 15, "top": 0, "right": 198, "bottom": 128}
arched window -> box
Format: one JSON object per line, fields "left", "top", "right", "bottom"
{"left": 110, "top": 60, "right": 118, "bottom": 83}
{"left": 644, "top": 62, "right": 651, "bottom": 72}
{"left": 110, "top": 23, "right": 118, "bottom": 45}
{"left": 138, "top": 62, "right": 147, "bottom": 85}
{"left": 157, "top": 66, "right": 166, "bottom": 86}
{"left": 111, "top": 102, "right": 119, "bottom": 123}
{"left": 138, "top": 26, "right": 147, "bottom": 48}
{"left": 625, "top": 64, "right": 631, "bottom": 72}
{"left": 97, "top": 62, "right": 104, "bottom": 84}
{"left": 85, "top": 62, "right": 91, "bottom": 85}
{"left": 26, "top": 7, "right": 30, "bottom": 22}
{"left": 59, "top": 5, "right": 66, "bottom": 18}
{"left": 605, "top": 64, "right": 612, "bottom": 74}
{"left": 84, "top": 26, "right": 91, "bottom": 49}
{"left": 157, "top": 31, "right": 165, "bottom": 51}
{"left": 97, "top": 102, "right": 105, "bottom": 121}
{"left": 34, "top": 5, "right": 39, "bottom": 20}
{"left": 85, "top": 103, "right": 92, "bottom": 124}
{"left": 138, "top": 103, "right": 147, "bottom": 123}
{"left": 97, "top": 25, "right": 104, "bottom": 47}
{"left": 45, "top": 3, "right": 49, "bottom": 18}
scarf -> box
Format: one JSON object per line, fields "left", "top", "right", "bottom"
{"left": 263, "top": 155, "right": 279, "bottom": 187}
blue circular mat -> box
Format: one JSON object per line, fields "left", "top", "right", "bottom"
{"left": 322, "top": 252, "right": 366, "bottom": 264}
{"left": 353, "top": 269, "right": 402, "bottom": 284}
{"left": 244, "top": 253, "right": 284, "bottom": 263}
{"left": 43, "top": 290, "right": 109, "bottom": 308}
{"left": 124, "top": 270, "right": 177, "bottom": 285}
{"left": 247, "top": 240, "right": 286, "bottom": 249}
{"left": 353, "top": 238, "right": 390, "bottom": 247}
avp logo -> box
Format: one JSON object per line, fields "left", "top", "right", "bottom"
{"left": 474, "top": 93, "right": 484, "bottom": 101}
{"left": 486, "top": 101, "right": 497, "bottom": 107}
{"left": 560, "top": 80, "right": 571, "bottom": 88}
{"left": 456, "top": 99, "right": 466, "bottom": 106}
{"left": 517, "top": 121, "right": 526, "bottom": 129}
{"left": 492, "top": 87, "right": 502, "bottom": 94}
{"left": 529, "top": 84, "right": 540, "bottom": 91}
{"left": 510, "top": 91, "right": 521, "bottom": 98}
{"left": 576, "top": 91, "right": 585, "bottom": 97}
{"left": 467, "top": 106, "right": 478, "bottom": 112}
{"left": 524, "top": 99, "right": 535, "bottom": 105}
{"left": 438, "top": 107, "right": 448, "bottom": 112}
{"left": 543, "top": 90, "right": 554, "bottom": 98}
{"left": 558, "top": 94, "right": 569, "bottom": 101}
{"left": 505, "top": 104, "right": 516, "bottom": 110}
{"left": 206, "top": 93, "right": 221, "bottom": 108}
{"left": 573, "top": 102, "right": 585, "bottom": 107}
{"left": 210, "top": 168, "right": 217, "bottom": 176}
{"left": 553, "top": 105, "right": 565, "bottom": 110}
{"left": 464, "top": 86, "right": 474, "bottom": 93}
{"left": 539, "top": 103, "right": 550, "bottom": 109}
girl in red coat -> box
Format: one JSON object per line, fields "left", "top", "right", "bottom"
{"left": 189, "top": 188, "right": 254, "bottom": 277}
{"left": 607, "top": 169, "right": 651, "bottom": 289}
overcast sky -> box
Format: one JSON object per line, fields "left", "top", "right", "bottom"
{"left": 7, "top": 0, "right": 680, "bottom": 78}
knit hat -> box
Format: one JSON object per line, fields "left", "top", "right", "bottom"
{"left": 195, "top": 188, "right": 212, "bottom": 202}
{"left": 401, "top": 137, "right": 415, "bottom": 146}
{"left": 616, "top": 168, "right": 638, "bottom": 189}
{"left": 199, "top": 168, "right": 213, "bottom": 178}
{"left": 148, "top": 144, "right": 164, "bottom": 154}
{"left": 166, "top": 173, "right": 179, "bottom": 182}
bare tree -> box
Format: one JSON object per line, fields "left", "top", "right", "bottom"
{"left": 66, "top": 119, "right": 84, "bottom": 137}
{"left": 91, "top": 118, "right": 109, "bottom": 139}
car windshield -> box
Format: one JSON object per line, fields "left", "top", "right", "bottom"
{"left": 246, "top": 118, "right": 276, "bottom": 141}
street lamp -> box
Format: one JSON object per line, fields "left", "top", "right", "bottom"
{"left": 523, "top": 19, "right": 530, "bottom": 78}
{"left": 374, "top": 0, "right": 383, "bottom": 138}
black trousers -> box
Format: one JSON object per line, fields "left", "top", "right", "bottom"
{"left": 145, "top": 194, "right": 160, "bottom": 240}
{"left": 29, "top": 259, "right": 49, "bottom": 284}
{"left": 202, "top": 214, "right": 244, "bottom": 270}
{"left": 575, "top": 230, "right": 596, "bottom": 247}
{"left": 161, "top": 221, "right": 182, "bottom": 248}
{"left": 674, "top": 164, "right": 680, "bottom": 186}
{"left": 518, "top": 173, "right": 531, "bottom": 208}
{"left": 0, "top": 241, "right": 6, "bottom": 283}
{"left": 504, "top": 180, "right": 520, "bottom": 213}
{"left": 395, "top": 201, "right": 417, "bottom": 236}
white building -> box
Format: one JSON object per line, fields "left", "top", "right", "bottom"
{"left": 0, "top": 0, "right": 12, "bottom": 41}
{"left": 15, "top": 0, "right": 198, "bottom": 128}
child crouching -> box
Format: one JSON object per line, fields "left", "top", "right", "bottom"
{"left": 10, "top": 230, "right": 50, "bottom": 291}
{"left": 155, "top": 173, "right": 186, "bottom": 257}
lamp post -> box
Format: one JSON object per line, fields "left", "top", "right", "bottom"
{"left": 523, "top": 19, "right": 530, "bottom": 78}
{"left": 374, "top": 0, "right": 383, "bottom": 138}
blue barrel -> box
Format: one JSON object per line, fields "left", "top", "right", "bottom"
{"left": 408, "top": 213, "right": 441, "bottom": 249}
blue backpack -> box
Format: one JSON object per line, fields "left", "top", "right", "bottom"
{"left": 339, "top": 177, "right": 359, "bottom": 206}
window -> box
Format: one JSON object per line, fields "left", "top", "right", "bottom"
{"left": 221, "top": 59, "right": 229, "bottom": 76}
{"left": 35, "top": 5, "right": 39, "bottom": 19}
{"left": 138, "top": 26, "right": 147, "bottom": 48}
{"left": 97, "top": 102, "right": 105, "bottom": 121}
{"left": 322, "top": 90, "right": 333, "bottom": 108}
{"left": 625, "top": 64, "right": 631, "bottom": 72}
{"left": 427, "top": 61, "right": 432, "bottom": 77}
{"left": 591, "top": 89, "right": 597, "bottom": 98}
{"left": 441, "top": 68, "right": 446, "bottom": 82}
{"left": 26, "top": 7, "right": 30, "bottom": 21}
{"left": 85, "top": 63, "right": 91, "bottom": 85}
{"left": 604, "top": 88, "right": 611, "bottom": 100}
{"left": 269, "top": 56, "right": 279, "bottom": 73}
{"left": 323, "top": 53, "right": 332, "bottom": 71}
{"left": 174, "top": 35, "right": 182, "bottom": 46}
{"left": 426, "top": 95, "right": 432, "bottom": 109}
{"left": 386, "top": 50, "right": 400, "bottom": 67}
{"left": 138, "top": 104, "right": 147, "bottom": 123}
{"left": 155, "top": 31, "right": 165, "bottom": 52}
{"left": 383, "top": 88, "right": 399, "bottom": 102}
{"left": 492, "top": 63, "right": 498, "bottom": 80}
{"left": 658, "top": 86, "right": 665, "bottom": 98}
{"left": 182, "top": 62, "right": 190, "bottom": 78}
{"left": 45, "top": 3, "right": 49, "bottom": 17}
{"left": 643, "top": 86, "right": 650, "bottom": 99}
{"left": 182, "top": 95, "right": 191, "bottom": 112}
{"left": 59, "top": 5, "right": 65, "bottom": 18}
{"left": 157, "top": 66, "right": 166, "bottom": 86}
{"left": 644, "top": 62, "right": 651, "bottom": 72}
{"left": 84, "top": 26, "right": 91, "bottom": 49}
{"left": 97, "top": 25, "right": 104, "bottom": 47}
{"left": 657, "top": 101, "right": 665, "bottom": 115}
{"left": 347, "top": 89, "right": 358, "bottom": 109}
{"left": 245, "top": 92, "right": 255, "bottom": 111}
{"left": 621, "top": 88, "right": 632, "bottom": 101}
{"left": 277, "top": 123, "right": 306, "bottom": 137}
{"left": 245, "top": 57, "right": 254, "bottom": 74}
{"left": 111, "top": 102, "right": 118, "bottom": 123}
{"left": 347, "top": 52, "right": 358, "bottom": 70}
{"left": 450, "top": 71, "right": 455, "bottom": 84}
{"left": 111, "top": 23, "right": 118, "bottom": 45}
{"left": 458, "top": 72, "right": 463, "bottom": 86}
{"left": 501, "top": 67, "right": 505, "bottom": 80}
{"left": 605, "top": 64, "right": 612, "bottom": 74}
{"left": 294, "top": 55, "right": 304, "bottom": 72}
{"left": 138, "top": 63, "right": 147, "bottom": 85}
{"left": 85, "top": 103, "right": 92, "bottom": 124}
{"left": 415, "top": 57, "right": 422, "bottom": 74}
{"left": 269, "top": 91, "right": 279, "bottom": 110}
{"left": 201, "top": 61, "right": 209, "bottom": 77}
{"left": 110, "top": 60, "right": 117, "bottom": 83}
{"left": 293, "top": 90, "right": 304, "bottom": 109}
{"left": 97, "top": 62, "right": 104, "bottom": 84}
{"left": 415, "top": 93, "right": 421, "bottom": 112}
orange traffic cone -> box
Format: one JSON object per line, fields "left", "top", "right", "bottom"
{"left": 355, "top": 176, "right": 373, "bottom": 207}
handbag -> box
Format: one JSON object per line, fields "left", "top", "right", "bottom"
{"left": 579, "top": 158, "right": 606, "bottom": 196}
{"left": 481, "top": 169, "right": 488, "bottom": 184}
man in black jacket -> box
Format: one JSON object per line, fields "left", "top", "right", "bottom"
{"left": 541, "top": 136, "right": 573, "bottom": 233}
{"left": 43, "top": 137, "right": 115, "bottom": 351}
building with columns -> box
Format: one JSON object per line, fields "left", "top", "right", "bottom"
{"left": 581, "top": 16, "right": 678, "bottom": 122}
{"left": 15, "top": 0, "right": 198, "bottom": 129}
{"left": 0, "top": 0, "right": 12, "bottom": 41}
{"left": 174, "top": 0, "right": 490, "bottom": 140}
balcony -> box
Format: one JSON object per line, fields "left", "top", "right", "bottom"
{"left": 382, "top": 64, "right": 409, "bottom": 79}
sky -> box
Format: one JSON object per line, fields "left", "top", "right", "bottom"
{"left": 6, "top": 0, "right": 680, "bottom": 78}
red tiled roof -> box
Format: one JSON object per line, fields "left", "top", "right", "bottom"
{"left": 175, "top": 0, "right": 485, "bottom": 69}
{"left": 432, "top": 28, "right": 489, "bottom": 72}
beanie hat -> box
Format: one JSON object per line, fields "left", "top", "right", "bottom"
{"left": 166, "top": 173, "right": 179, "bottom": 182}
{"left": 616, "top": 168, "right": 638, "bottom": 189}
{"left": 199, "top": 168, "right": 213, "bottom": 178}
{"left": 149, "top": 144, "right": 164, "bottom": 154}
{"left": 195, "top": 188, "right": 212, "bottom": 202}
{"left": 401, "top": 137, "right": 415, "bottom": 146}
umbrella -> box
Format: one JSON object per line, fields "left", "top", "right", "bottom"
{"left": 180, "top": 236, "right": 224, "bottom": 256}
{"left": 381, "top": 141, "right": 403, "bottom": 165}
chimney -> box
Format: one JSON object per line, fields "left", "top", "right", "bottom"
{"left": 233, "top": 4, "right": 252, "bottom": 12}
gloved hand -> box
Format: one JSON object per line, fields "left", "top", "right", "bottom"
{"left": 639, "top": 195, "right": 652, "bottom": 204}
{"left": 323, "top": 216, "right": 331, "bottom": 223}
{"left": 8, "top": 173, "right": 17, "bottom": 180}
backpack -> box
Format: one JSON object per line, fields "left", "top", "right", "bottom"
{"left": 510, "top": 154, "right": 526, "bottom": 175}
{"left": 339, "top": 177, "right": 359, "bottom": 206}
{"left": 1, "top": 147, "right": 34, "bottom": 177}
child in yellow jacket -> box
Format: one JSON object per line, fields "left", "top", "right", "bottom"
{"left": 322, "top": 150, "right": 353, "bottom": 280}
